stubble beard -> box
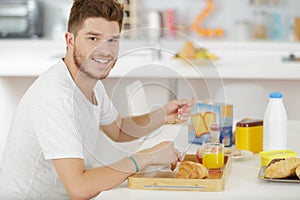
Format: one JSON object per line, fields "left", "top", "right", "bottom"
{"left": 73, "top": 45, "right": 116, "bottom": 80}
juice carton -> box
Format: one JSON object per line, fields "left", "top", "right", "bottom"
{"left": 188, "top": 102, "right": 233, "bottom": 147}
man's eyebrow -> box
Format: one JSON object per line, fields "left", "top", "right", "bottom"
{"left": 85, "top": 31, "right": 104, "bottom": 36}
{"left": 112, "top": 35, "right": 120, "bottom": 39}
{"left": 85, "top": 31, "right": 120, "bottom": 39}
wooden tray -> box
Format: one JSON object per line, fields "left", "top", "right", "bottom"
{"left": 128, "top": 155, "right": 232, "bottom": 192}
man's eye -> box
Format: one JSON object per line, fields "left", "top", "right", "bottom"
{"left": 89, "top": 37, "right": 98, "bottom": 41}
{"left": 107, "top": 38, "right": 119, "bottom": 43}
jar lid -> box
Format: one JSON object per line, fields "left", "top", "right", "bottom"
{"left": 236, "top": 119, "right": 263, "bottom": 127}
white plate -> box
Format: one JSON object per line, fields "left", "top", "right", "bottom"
{"left": 231, "top": 150, "right": 254, "bottom": 160}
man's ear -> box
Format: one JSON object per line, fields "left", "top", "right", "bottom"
{"left": 65, "top": 32, "right": 75, "bottom": 50}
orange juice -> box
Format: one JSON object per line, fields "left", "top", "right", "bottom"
{"left": 202, "top": 152, "right": 224, "bottom": 169}
{"left": 202, "top": 143, "right": 224, "bottom": 169}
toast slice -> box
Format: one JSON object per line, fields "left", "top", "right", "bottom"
{"left": 191, "top": 113, "right": 208, "bottom": 137}
{"left": 191, "top": 112, "right": 217, "bottom": 138}
{"left": 203, "top": 111, "right": 217, "bottom": 132}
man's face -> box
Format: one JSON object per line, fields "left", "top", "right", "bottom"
{"left": 73, "top": 17, "right": 120, "bottom": 80}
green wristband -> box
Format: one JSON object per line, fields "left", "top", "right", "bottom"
{"left": 129, "top": 156, "right": 139, "bottom": 172}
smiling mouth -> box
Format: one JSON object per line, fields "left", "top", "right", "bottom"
{"left": 92, "top": 57, "right": 112, "bottom": 64}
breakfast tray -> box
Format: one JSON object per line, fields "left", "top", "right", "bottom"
{"left": 128, "top": 155, "right": 232, "bottom": 192}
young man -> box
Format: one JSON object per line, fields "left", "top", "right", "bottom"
{"left": 0, "top": 0, "right": 195, "bottom": 199}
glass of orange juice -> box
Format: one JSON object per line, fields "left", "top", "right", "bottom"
{"left": 202, "top": 143, "right": 224, "bottom": 169}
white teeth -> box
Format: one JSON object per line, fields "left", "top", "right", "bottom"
{"left": 93, "top": 58, "right": 109, "bottom": 64}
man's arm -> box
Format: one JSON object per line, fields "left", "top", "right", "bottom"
{"left": 52, "top": 141, "right": 181, "bottom": 200}
{"left": 101, "top": 106, "right": 165, "bottom": 142}
{"left": 101, "top": 98, "right": 196, "bottom": 142}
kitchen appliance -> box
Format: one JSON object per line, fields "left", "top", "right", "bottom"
{"left": 0, "top": 0, "right": 43, "bottom": 38}
{"left": 147, "top": 10, "right": 163, "bottom": 40}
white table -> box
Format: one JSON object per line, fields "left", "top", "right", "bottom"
{"left": 96, "top": 120, "right": 300, "bottom": 200}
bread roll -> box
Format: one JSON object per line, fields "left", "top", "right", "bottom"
{"left": 265, "top": 157, "right": 300, "bottom": 179}
{"left": 176, "top": 161, "right": 208, "bottom": 179}
{"left": 296, "top": 165, "right": 300, "bottom": 179}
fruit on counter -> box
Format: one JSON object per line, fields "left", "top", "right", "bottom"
{"left": 178, "top": 41, "right": 196, "bottom": 59}
{"left": 175, "top": 41, "right": 218, "bottom": 60}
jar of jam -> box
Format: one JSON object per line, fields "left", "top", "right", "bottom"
{"left": 235, "top": 119, "right": 263, "bottom": 153}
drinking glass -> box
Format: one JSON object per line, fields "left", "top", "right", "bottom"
{"left": 202, "top": 143, "right": 224, "bottom": 169}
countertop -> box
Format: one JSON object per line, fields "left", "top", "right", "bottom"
{"left": 96, "top": 120, "right": 300, "bottom": 200}
{"left": 1, "top": 39, "right": 300, "bottom": 79}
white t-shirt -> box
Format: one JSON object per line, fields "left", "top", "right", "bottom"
{"left": 0, "top": 60, "right": 122, "bottom": 199}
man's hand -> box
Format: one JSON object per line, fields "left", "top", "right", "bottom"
{"left": 163, "top": 97, "right": 196, "bottom": 123}
{"left": 137, "top": 141, "right": 182, "bottom": 167}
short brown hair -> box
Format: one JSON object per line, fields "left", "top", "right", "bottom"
{"left": 68, "top": 0, "right": 124, "bottom": 35}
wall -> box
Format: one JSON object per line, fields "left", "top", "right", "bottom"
{"left": 40, "top": 0, "right": 72, "bottom": 40}
{"left": 102, "top": 78, "right": 300, "bottom": 121}
{"left": 40, "top": 0, "right": 300, "bottom": 41}
{"left": 0, "top": 78, "right": 36, "bottom": 163}
{"left": 139, "top": 0, "right": 299, "bottom": 38}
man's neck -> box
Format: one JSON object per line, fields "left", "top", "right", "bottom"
{"left": 64, "top": 54, "right": 98, "bottom": 105}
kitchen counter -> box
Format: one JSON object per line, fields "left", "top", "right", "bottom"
{"left": 0, "top": 40, "right": 66, "bottom": 77}
{"left": 1, "top": 39, "right": 300, "bottom": 79}
{"left": 95, "top": 120, "right": 300, "bottom": 200}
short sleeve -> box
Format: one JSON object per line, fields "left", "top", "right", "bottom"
{"left": 33, "top": 99, "right": 84, "bottom": 160}
{"left": 95, "top": 82, "right": 118, "bottom": 125}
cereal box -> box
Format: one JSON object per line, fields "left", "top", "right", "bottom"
{"left": 188, "top": 102, "right": 233, "bottom": 147}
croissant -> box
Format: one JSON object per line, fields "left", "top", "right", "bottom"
{"left": 265, "top": 157, "right": 300, "bottom": 179}
{"left": 176, "top": 161, "right": 208, "bottom": 179}
{"left": 296, "top": 165, "right": 300, "bottom": 179}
